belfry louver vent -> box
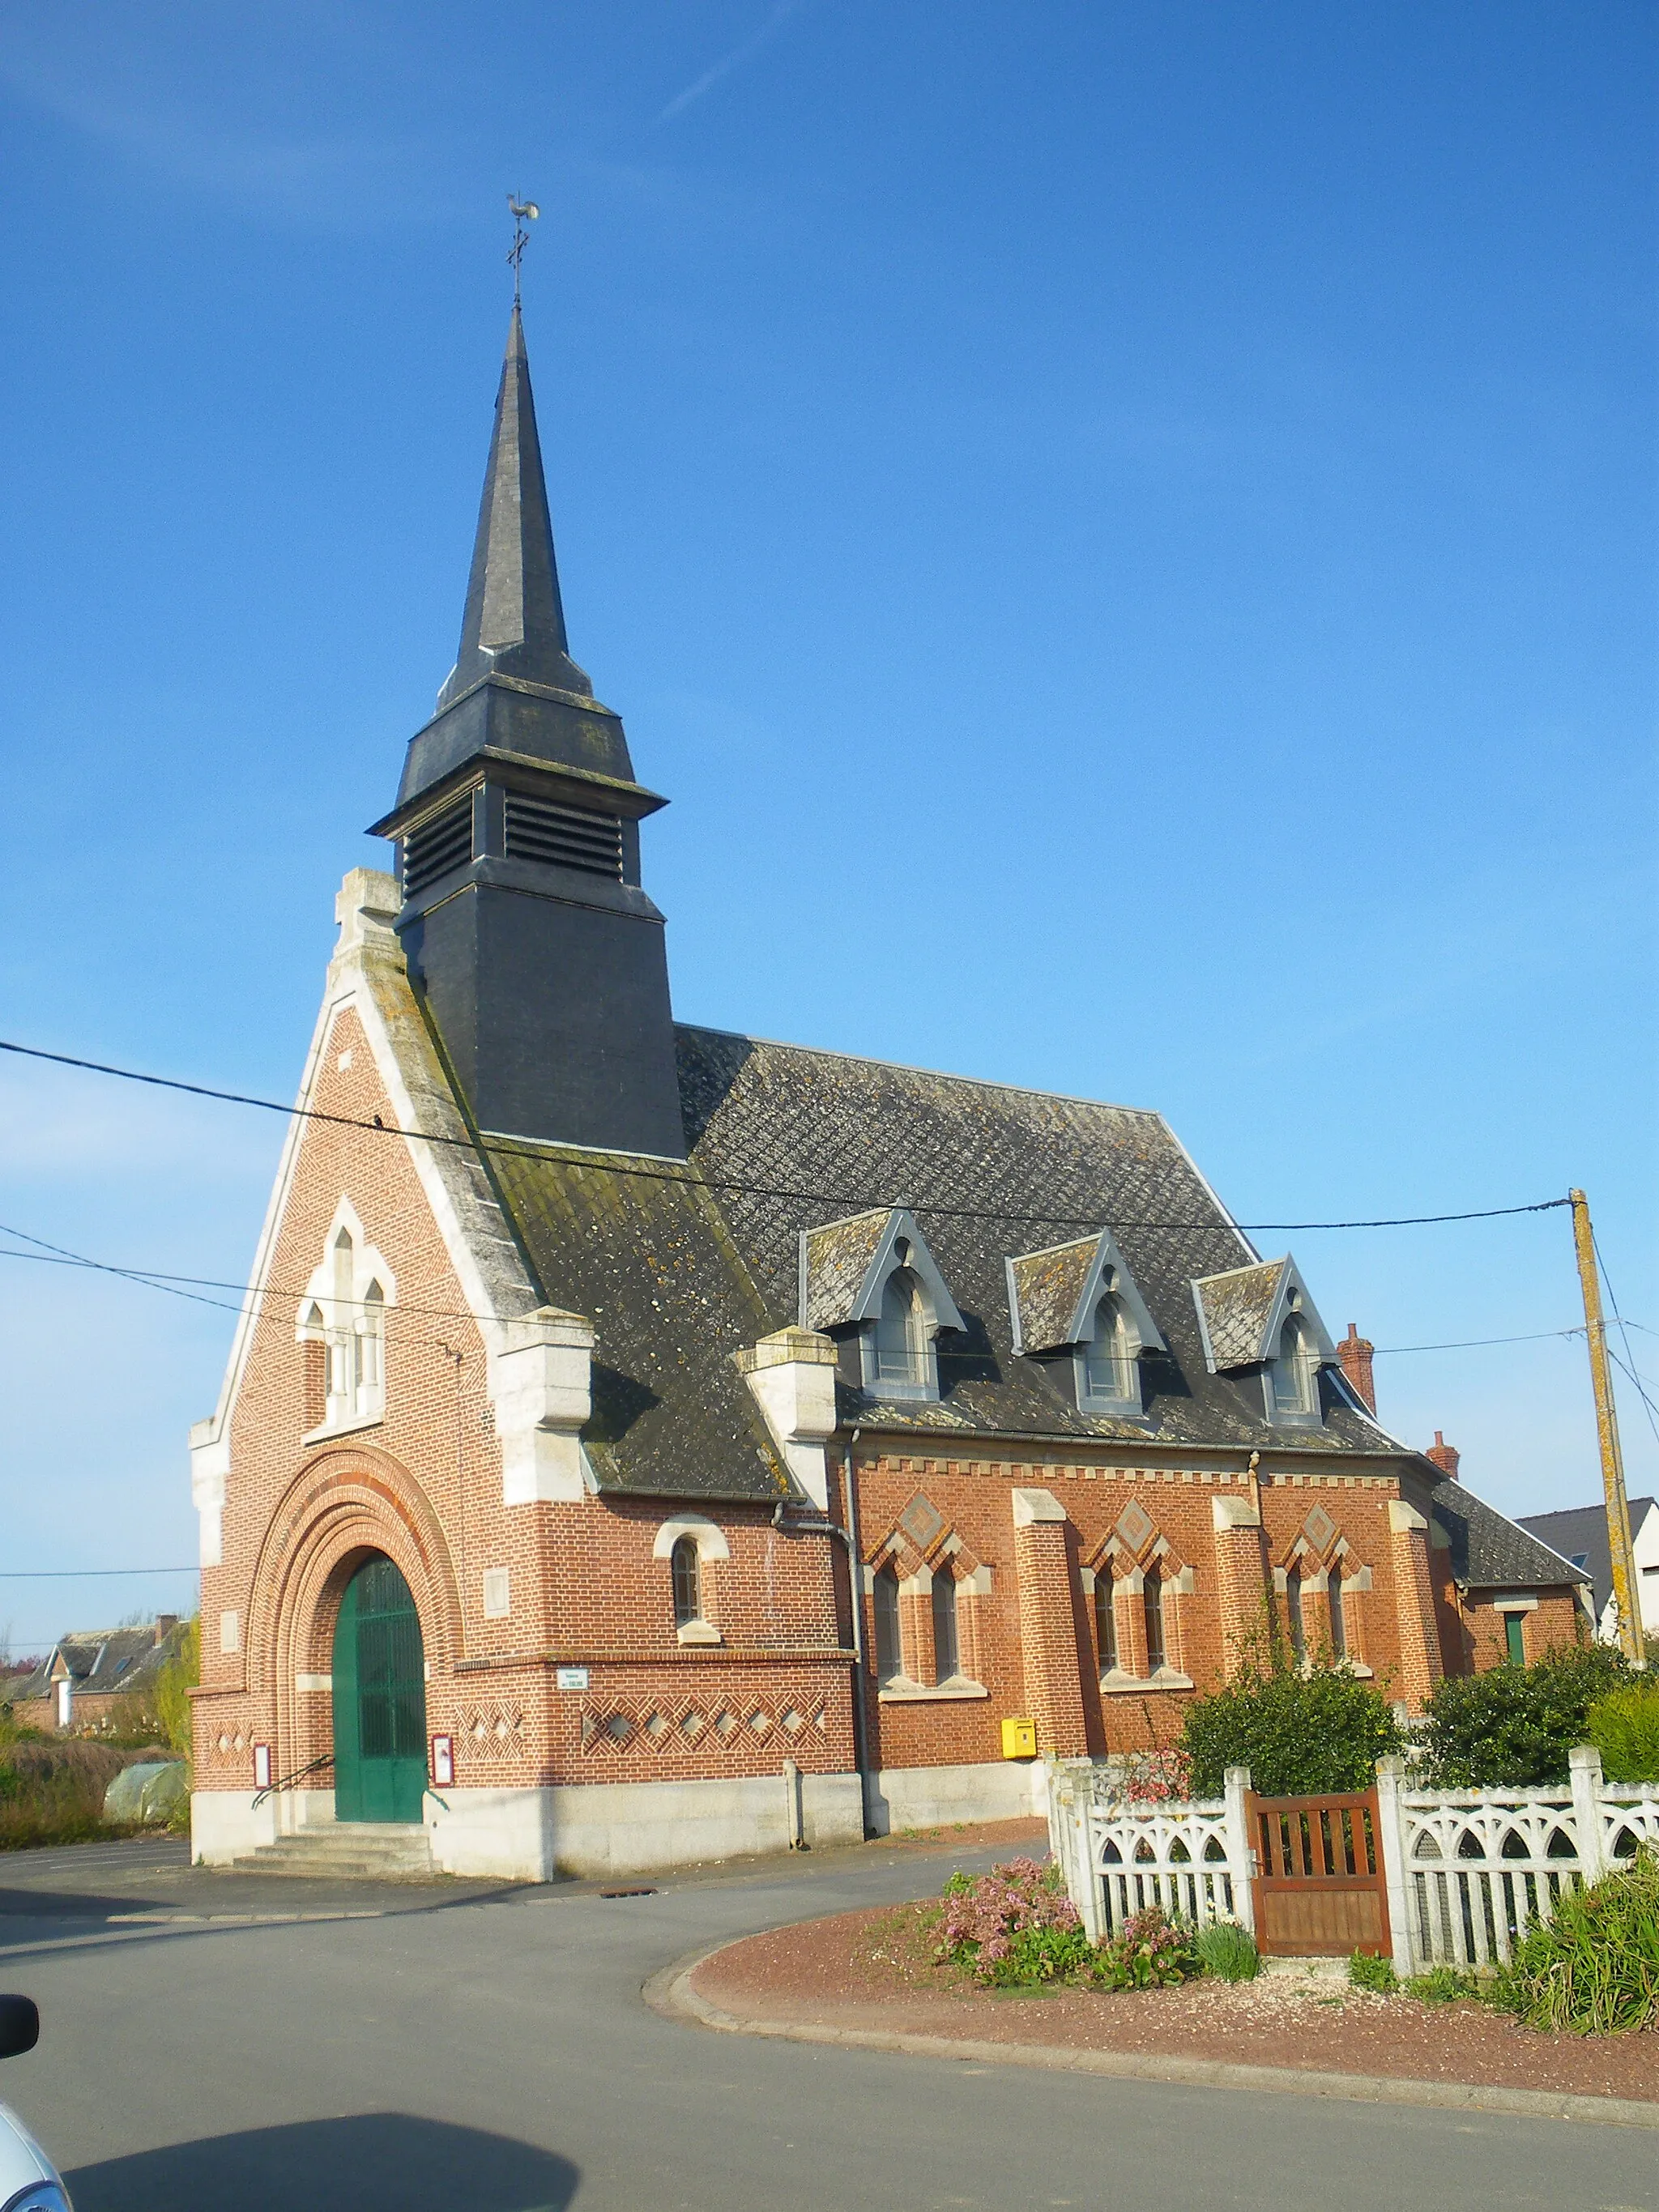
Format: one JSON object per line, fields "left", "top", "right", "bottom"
{"left": 403, "top": 799, "right": 474, "bottom": 897}
{"left": 505, "top": 791, "right": 623, "bottom": 880}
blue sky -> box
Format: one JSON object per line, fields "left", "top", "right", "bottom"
{"left": 0, "top": 1, "right": 1653, "bottom": 1655}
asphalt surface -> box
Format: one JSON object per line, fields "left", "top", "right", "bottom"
{"left": 0, "top": 1835, "right": 1653, "bottom": 2212}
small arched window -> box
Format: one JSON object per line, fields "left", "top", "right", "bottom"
{"left": 1094, "top": 1572, "right": 1119, "bottom": 1673}
{"left": 671, "top": 1535, "right": 702, "bottom": 1630}
{"left": 1286, "top": 1566, "right": 1306, "bottom": 1662}
{"left": 931, "top": 1570, "right": 959, "bottom": 1685}
{"left": 873, "top": 1268, "right": 929, "bottom": 1395}
{"left": 1272, "top": 1319, "right": 1311, "bottom": 1417}
{"left": 1328, "top": 1568, "right": 1346, "bottom": 1659}
{"left": 872, "top": 1564, "right": 902, "bottom": 1685}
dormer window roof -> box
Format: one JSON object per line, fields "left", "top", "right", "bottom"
{"left": 799, "top": 1207, "right": 964, "bottom": 1403}
{"left": 1006, "top": 1229, "right": 1163, "bottom": 1421}
{"left": 1005, "top": 1230, "right": 1163, "bottom": 1361}
{"left": 1189, "top": 1255, "right": 1335, "bottom": 1429}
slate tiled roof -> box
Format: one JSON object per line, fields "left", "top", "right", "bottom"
{"left": 1192, "top": 1259, "right": 1286, "bottom": 1371}
{"left": 1007, "top": 1237, "right": 1099, "bottom": 1357}
{"left": 486, "top": 1027, "right": 1418, "bottom": 1498}
{"left": 9, "top": 1623, "right": 183, "bottom": 1707}
{"left": 1516, "top": 1498, "right": 1654, "bottom": 1617}
{"left": 487, "top": 1138, "right": 791, "bottom": 1502}
{"left": 1430, "top": 1481, "right": 1594, "bottom": 1593}
{"left": 800, "top": 1209, "right": 890, "bottom": 1332}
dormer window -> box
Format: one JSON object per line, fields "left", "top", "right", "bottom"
{"left": 1191, "top": 1255, "right": 1332, "bottom": 1432}
{"left": 1271, "top": 1316, "right": 1312, "bottom": 1420}
{"left": 799, "top": 1208, "right": 964, "bottom": 1407}
{"left": 873, "top": 1256, "right": 932, "bottom": 1397}
{"left": 1007, "top": 1230, "right": 1162, "bottom": 1420}
{"left": 1079, "top": 1285, "right": 1137, "bottom": 1413}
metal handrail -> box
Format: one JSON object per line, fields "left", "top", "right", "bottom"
{"left": 252, "top": 1753, "right": 334, "bottom": 1809}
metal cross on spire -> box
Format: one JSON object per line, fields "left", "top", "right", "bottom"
{"left": 507, "top": 194, "right": 539, "bottom": 306}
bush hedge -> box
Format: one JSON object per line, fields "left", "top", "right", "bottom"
{"left": 1418, "top": 1644, "right": 1631, "bottom": 1788}
{"left": 1180, "top": 1644, "right": 1404, "bottom": 1798}
{"left": 1587, "top": 1681, "right": 1659, "bottom": 1785}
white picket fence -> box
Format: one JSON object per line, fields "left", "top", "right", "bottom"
{"left": 1047, "top": 1746, "right": 1659, "bottom": 1976}
{"left": 1381, "top": 1748, "right": 1659, "bottom": 1975}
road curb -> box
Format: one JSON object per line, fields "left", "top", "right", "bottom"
{"left": 643, "top": 1939, "right": 1659, "bottom": 2131}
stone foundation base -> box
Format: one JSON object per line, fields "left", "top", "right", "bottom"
{"left": 868, "top": 1758, "right": 1047, "bottom": 1835}
{"left": 193, "top": 1759, "right": 1043, "bottom": 1879}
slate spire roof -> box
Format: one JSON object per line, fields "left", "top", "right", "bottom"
{"left": 437, "top": 303, "right": 589, "bottom": 711}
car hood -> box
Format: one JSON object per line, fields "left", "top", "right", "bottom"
{"left": 0, "top": 2098, "right": 55, "bottom": 2195}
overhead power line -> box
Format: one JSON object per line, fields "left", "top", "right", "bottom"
{"left": 0, "top": 1217, "right": 1598, "bottom": 1362}
{"left": 0, "top": 1036, "right": 1572, "bottom": 1234}
{"left": 0, "top": 1567, "right": 198, "bottom": 1579}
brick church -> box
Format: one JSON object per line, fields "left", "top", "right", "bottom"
{"left": 189, "top": 307, "right": 1590, "bottom": 1879}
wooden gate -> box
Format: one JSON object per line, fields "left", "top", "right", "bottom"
{"left": 1247, "top": 1788, "right": 1391, "bottom": 1956}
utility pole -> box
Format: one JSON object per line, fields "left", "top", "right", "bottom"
{"left": 1569, "top": 1190, "right": 1646, "bottom": 1668}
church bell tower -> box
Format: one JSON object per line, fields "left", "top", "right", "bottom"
{"left": 370, "top": 306, "right": 686, "bottom": 1159}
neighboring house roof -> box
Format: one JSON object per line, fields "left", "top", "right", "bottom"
{"left": 490, "top": 1025, "right": 1398, "bottom": 1500}
{"left": 1432, "top": 1481, "right": 1595, "bottom": 1593}
{"left": 7, "top": 1622, "right": 184, "bottom": 1707}
{"left": 1515, "top": 1498, "right": 1656, "bottom": 1620}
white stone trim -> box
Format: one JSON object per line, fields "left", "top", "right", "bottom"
{"left": 735, "top": 1328, "right": 838, "bottom": 1511}
{"left": 1012, "top": 1487, "right": 1067, "bottom": 1527}
{"left": 652, "top": 1514, "right": 731, "bottom": 1563}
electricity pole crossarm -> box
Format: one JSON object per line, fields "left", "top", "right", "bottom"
{"left": 1569, "top": 1189, "right": 1645, "bottom": 1668}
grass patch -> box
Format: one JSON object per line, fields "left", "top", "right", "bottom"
{"left": 1347, "top": 1950, "right": 1398, "bottom": 1994}
{"left": 1193, "top": 1920, "right": 1260, "bottom": 1983}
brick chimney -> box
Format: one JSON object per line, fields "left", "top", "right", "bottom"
{"left": 1337, "top": 1323, "right": 1376, "bottom": 1415}
{"left": 1424, "top": 1431, "right": 1461, "bottom": 1481}
{"left": 153, "top": 1614, "right": 180, "bottom": 1647}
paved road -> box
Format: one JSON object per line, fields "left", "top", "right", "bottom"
{"left": 0, "top": 1839, "right": 1652, "bottom": 2212}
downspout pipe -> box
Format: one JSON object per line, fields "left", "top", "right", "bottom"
{"left": 772, "top": 1423, "right": 872, "bottom": 1837}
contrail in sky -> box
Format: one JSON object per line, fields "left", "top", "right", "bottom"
{"left": 658, "top": 0, "right": 806, "bottom": 123}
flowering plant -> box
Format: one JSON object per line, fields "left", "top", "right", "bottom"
{"left": 936, "top": 1857, "right": 1094, "bottom": 1987}
{"left": 1092, "top": 1904, "right": 1202, "bottom": 1989}
{"left": 1116, "top": 1748, "right": 1192, "bottom": 1805}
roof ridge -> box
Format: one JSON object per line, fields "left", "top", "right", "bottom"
{"left": 676, "top": 1021, "right": 1162, "bottom": 1121}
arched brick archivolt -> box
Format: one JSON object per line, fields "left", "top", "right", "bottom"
{"left": 247, "top": 1445, "right": 462, "bottom": 1801}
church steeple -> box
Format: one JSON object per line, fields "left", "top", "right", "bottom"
{"left": 369, "top": 306, "right": 686, "bottom": 1161}
{"left": 437, "top": 305, "right": 588, "bottom": 710}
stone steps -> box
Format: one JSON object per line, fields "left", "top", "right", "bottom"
{"left": 237, "top": 1823, "right": 435, "bottom": 1881}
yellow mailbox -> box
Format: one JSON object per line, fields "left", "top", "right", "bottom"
{"left": 1000, "top": 1715, "right": 1037, "bottom": 1760}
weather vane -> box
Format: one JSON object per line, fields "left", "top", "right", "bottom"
{"left": 507, "top": 194, "right": 539, "bottom": 307}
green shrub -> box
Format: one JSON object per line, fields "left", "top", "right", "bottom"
{"left": 1420, "top": 1644, "right": 1631, "bottom": 1788}
{"left": 1347, "top": 1949, "right": 1398, "bottom": 1993}
{"left": 0, "top": 1740, "right": 168, "bottom": 1852}
{"left": 1181, "top": 1639, "right": 1404, "bottom": 1797}
{"left": 1194, "top": 1920, "right": 1259, "bottom": 1982}
{"left": 1587, "top": 1682, "right": 1659, "bottom": 1784}
{"left": 1493, "top": 1848, "right": 1659, "bottom": 2035}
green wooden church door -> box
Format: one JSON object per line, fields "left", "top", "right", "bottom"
{"left": 332, "top": 1555, "right": 428, "bottom": 1823}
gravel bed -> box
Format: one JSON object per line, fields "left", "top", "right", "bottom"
{"left": 690, "top": 1899, "right": 1657, "bottom": 2105}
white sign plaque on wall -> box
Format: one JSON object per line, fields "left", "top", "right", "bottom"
{"left": 431, "top": 1734, "right": 454, "bottom": 1788}
{"left": 556, "top": 1666, "right": 589, "bottom": 1691}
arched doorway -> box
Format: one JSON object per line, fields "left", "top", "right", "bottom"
{"left": 332, "top": 1554, "right": 428, "bottom": 1823}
